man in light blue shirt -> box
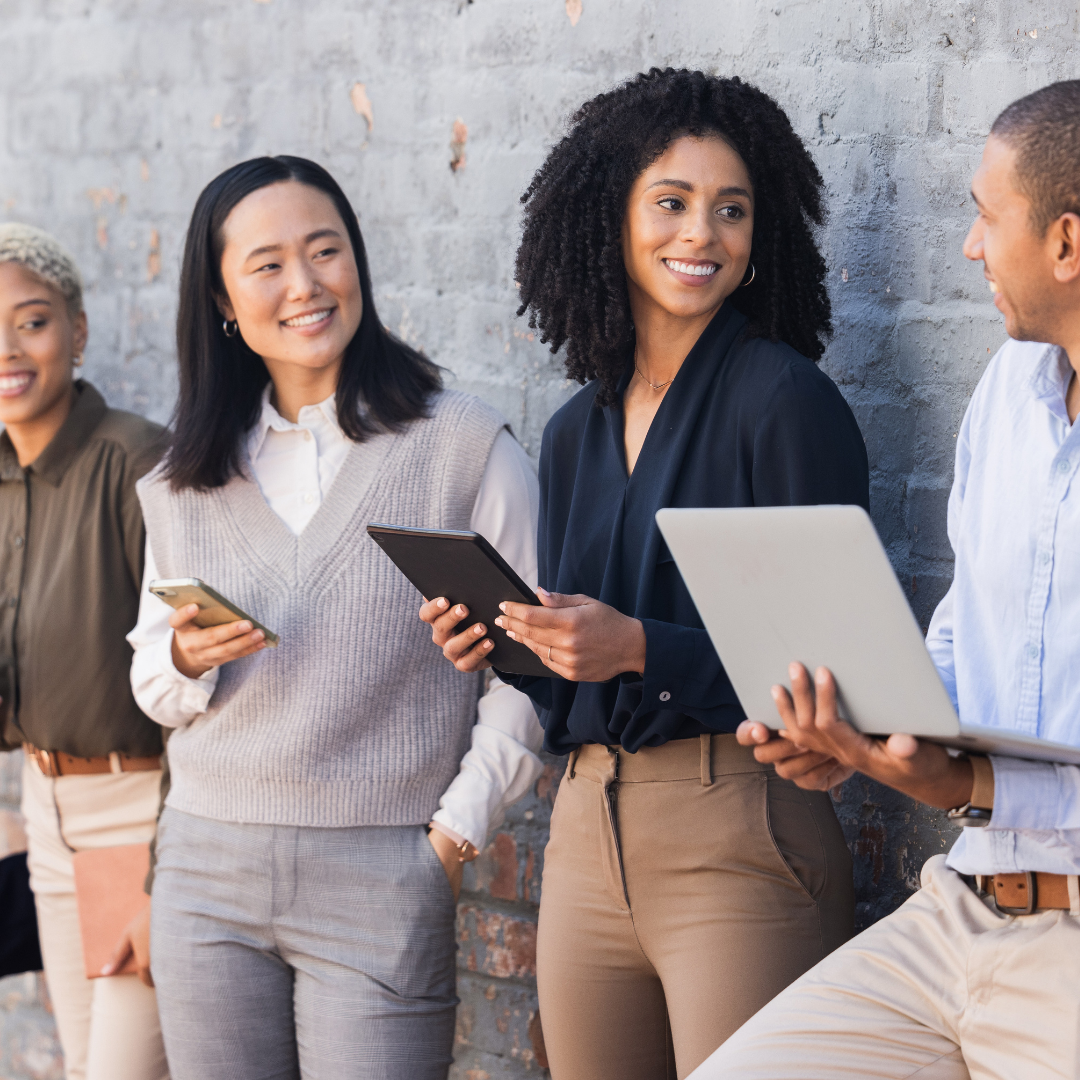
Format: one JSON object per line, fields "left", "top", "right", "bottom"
{"left": 691, "top": 81, "right": 1080, "bottom": 1079}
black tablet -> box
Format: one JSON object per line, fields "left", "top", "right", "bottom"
{"left": 366, "top": 523, "right": 552, "bottom": 678}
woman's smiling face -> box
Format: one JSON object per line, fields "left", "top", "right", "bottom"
{"left": 217, "top": 180, "right": 364, "bottom": 383}
{"left": 0, "top": 261, "right": 85, "bottom": 431}
{"left": 621, "top": 134, "right": 754, "bottom": 322}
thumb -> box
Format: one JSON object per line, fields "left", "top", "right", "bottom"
{"left": 101, "top": 931, "right": 133, "bottom": 976}
{"left": 885, "top": 733, "right": 920, "bottom": 759}
{"left": 535, "top": 588, "right": 590, "bottom": 609}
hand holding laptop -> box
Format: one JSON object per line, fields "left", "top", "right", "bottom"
{"left": 737, "top": 662, "right": 977, "bottom": 811}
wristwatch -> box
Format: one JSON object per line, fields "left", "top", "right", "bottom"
{"left": 947, "top": 754, "right": 994, "bottom": 828}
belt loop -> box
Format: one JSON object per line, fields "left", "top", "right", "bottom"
{"left": 109, "top": 751, "right": 123, "bottom": 775}
{"left": 700, "top": 734, "right": 712, "bottom": 787}
{"left": 1069, "top": 876, "right": 1080, "bottom": 916}
{"left": 567, "top": 747, "right": 579, "bottom": 780}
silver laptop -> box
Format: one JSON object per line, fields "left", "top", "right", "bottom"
{"left": 655, "top": 505, "right": 1080, "bottom": 766}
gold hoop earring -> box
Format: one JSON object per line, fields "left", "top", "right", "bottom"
{"left": 741, "top": 263, "right": 756, "bottom": 288}
{"left": 223, "top": 320, "right": 238, "bottom": 338}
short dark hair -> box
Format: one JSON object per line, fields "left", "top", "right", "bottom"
{"left": 515, "top": 68, "right": 831, "bottom": 405}
{"left": 992, "top": 80, "right": 1080, "bottom": 235}
{"left": 164, "top": 156, "right": 441, "bottom": 491}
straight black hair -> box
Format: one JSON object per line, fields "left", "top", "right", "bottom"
{"left": 164, "top": 155, "right": 441, "bottom": 490}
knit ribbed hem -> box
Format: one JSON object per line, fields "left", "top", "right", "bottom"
{"left": 166, "top": 773, "right": 449, "bottom": 828}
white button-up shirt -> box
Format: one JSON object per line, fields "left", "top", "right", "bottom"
{"left": 128, "top": 388, "right": 544, "bottom": 851}
{"left": 929, "top": 340, "right": 1080, "bottom": 875}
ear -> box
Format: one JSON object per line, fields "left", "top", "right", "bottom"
{"left": 215, "top": 293, "right": 236, "bottom": 322}
{"left": 72, "top": 309, "right": 89, "bottom": 358}
{"left": 1049, "top": 213, "right": 1080, "bottom": 285}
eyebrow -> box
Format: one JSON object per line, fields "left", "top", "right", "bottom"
{"left": 14, "top": 298, "right": 52, "bottom": 310}
{"left": 245, "top": 228, "right": 344, "bottom": 261}
{"left": 645, "top": 179, "right": 753, "bottom": 199}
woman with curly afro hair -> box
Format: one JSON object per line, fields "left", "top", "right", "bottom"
{"left": 423, "top": 69, "right": 869, "bottom": 1079}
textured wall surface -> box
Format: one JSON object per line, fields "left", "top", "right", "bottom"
{"left": 1, "top": 0, "right": 1077, "bottom": 1075}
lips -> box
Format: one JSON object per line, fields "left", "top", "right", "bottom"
{"left": 0, "top": 371, "right": 35, "bottom": 398}
{"left": 662, "top": 258, "right": 720, "bottom": 288}
{"left": 282, "top": 308, "right": 334, "bottom": 329}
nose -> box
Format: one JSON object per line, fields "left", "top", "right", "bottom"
{"left": 962, "top": 215, "right": 984, "bottom": 263}
{"left": 0, "top": 324, "right": 20, "bottom": 361}
{"left": 284, "top": 260, "right": 321, "bottom": 302}
{"left": 679, "top": 202, "right": 717, "bottom": 247}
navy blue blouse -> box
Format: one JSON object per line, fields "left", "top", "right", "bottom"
{"left": 503, "top": 304, "right": 870, "bottom": 755}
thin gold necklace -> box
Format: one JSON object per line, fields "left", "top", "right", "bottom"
{"left": 634, "top": 362, "right": 673, "bottom": 391}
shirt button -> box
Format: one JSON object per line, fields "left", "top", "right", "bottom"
{"left": 659, "top": 691, "right": 671, "bottom": 702}
{"left": 1026, "top": 643, "right": 1040, "bottom": 660}
{"left": 1059, "top": 459, "right": 1071, "bottom": 473}
{"left": 303, "top": 493, "right": 315, "bottom": 504}
{"left": 13, "top": 536, "right": 23, "bottom": 548}
{"left": 1041, "top": 551, "right": 1052, "bottom": 565}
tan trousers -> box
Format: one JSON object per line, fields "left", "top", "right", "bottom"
{"left": 22, "top": 758, "right": 170, "bottom": 1080}
{"left": 536, "top": 735, "right": 854, "bottom": 1080}
{"left": 690, "top": 853, "right": 1080, "bottom": 1080}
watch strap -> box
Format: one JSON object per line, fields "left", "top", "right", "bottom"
{"left": 969, "top": 754, "right": 995, "bottom": 811}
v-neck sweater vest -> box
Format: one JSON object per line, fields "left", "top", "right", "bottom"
{"left": 137, "top": 390, "right": 506, "bottom": 827}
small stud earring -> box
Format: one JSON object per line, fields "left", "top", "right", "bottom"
{"left": 73, "top": 354, "right": 84, "bottom": 367}
{"left": 223, "top": 320, "right": 238, "bottom": 338}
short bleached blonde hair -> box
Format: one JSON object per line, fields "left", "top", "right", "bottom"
{"left": 0, "top": 222, "right": 83, "bottom": 315}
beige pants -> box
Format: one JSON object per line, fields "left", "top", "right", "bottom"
{"left": 536, "top": 735, "right": 854, "bottom": 1080}
{"left": 22, "top": 758, "right": 170, "bottom": 1080}
{"left": 690, "top": 853, "right": 1080, "bottom": 1080}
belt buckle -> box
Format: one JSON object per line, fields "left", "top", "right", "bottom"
{"left": 996, "top": 871, "right": 1037, "bottom": 916}
{"left": 31, "top": 747, "right": 59, "bottom": 777}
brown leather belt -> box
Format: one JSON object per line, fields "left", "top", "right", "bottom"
{"left": 24, "top": 743, "right": 162, "bottom": 778}
{"left": 977, "top": 872, "right": 1075, "bottom": 915}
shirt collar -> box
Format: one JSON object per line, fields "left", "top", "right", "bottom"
{"left": 246, "top": 384, "right": 342, "bottom": 462}
{"left": 0, "top": 380, "right": 109, "bottom": 486}
{"left": 1028, "top": 343, "right": 1073, "bottom": 424}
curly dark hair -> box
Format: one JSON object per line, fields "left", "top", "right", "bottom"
{"left": 515, "top": 68, "right": 831, "bottom": 404}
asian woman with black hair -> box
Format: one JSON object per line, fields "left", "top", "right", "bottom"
{"left": 127, "top": 157, "right": 544, "bottom": 1080}
{"left": 422, "top": 69, "right": 869, "bottom": 1080}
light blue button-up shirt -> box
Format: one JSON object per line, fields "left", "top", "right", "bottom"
{"left": 928, "top": 339, "right": 1080, "bottom": 875}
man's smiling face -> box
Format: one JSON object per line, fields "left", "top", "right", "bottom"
{"left": 963, "top": 134, "right": 1062, "bottom": 344}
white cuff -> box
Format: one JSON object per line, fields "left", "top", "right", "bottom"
{"left": 988, "top": 755, "right": 1080, "bottom": 831}
{"left": 130, "top": 629, "right": 219, "bottom": 728}
{"left": 431, "top": 724, "right": 544, "bottom": 851}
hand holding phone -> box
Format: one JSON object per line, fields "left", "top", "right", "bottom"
{"left": 149, "top": 578, "right": 278, "bottom": 680}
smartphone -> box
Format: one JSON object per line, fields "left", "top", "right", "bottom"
{"left": 148, "top": 578, "right": 280, "bottom": 647}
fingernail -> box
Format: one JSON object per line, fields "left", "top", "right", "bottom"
{"left": 456, "top": 606, "right": 465, "bottom": 617}
{"left": 482, "top": 640, "right": 493, "bottom": 650}
{"left": 789, "top": 662, "right": 800, "bottom": 679}
{"left": 815, "top": 668, "right": 828, "bottom": 684}
{"left": 437, "top": 598, "right": 448, "bottom": 609}
{"left": 506, "top": 630, "right": 517, "bottom": 640}
{"left": 499, "top": 603, "right": 507, "bottom": 613}
{"left": 537, "top": 588, "right": 551, "bottom": 597}
{"left": 252, "top": 630, "right": 264, "bottom": 641}
{"left": 494, "top": 617, "right": 504, "bottom": 628}
{"left": 473, "top": 624, "right": 484, "bottom": 636}
{"left": 239, "top": 621, "right": 252, "bottom": 632}
{"left": 771, "top": 686, "right": 783, "bottom": 700}
{"left": 100, "top": 964, "right": 112, "bottom": 975}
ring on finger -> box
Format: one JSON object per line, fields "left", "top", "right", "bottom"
{"left": 547, "top": 645, "right": 552, "bottom": 662}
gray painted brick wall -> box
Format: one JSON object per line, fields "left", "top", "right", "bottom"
{"left": 1, "top": 1, "right": 1076, "bottom": 1075}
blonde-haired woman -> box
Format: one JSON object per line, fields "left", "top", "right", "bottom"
{"left": 0, "top": 223, "right": 169, "bottom": 1080}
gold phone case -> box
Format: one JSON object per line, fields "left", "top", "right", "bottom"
{"left": 148, "top": 578, "right": 280, "bottom": 647}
